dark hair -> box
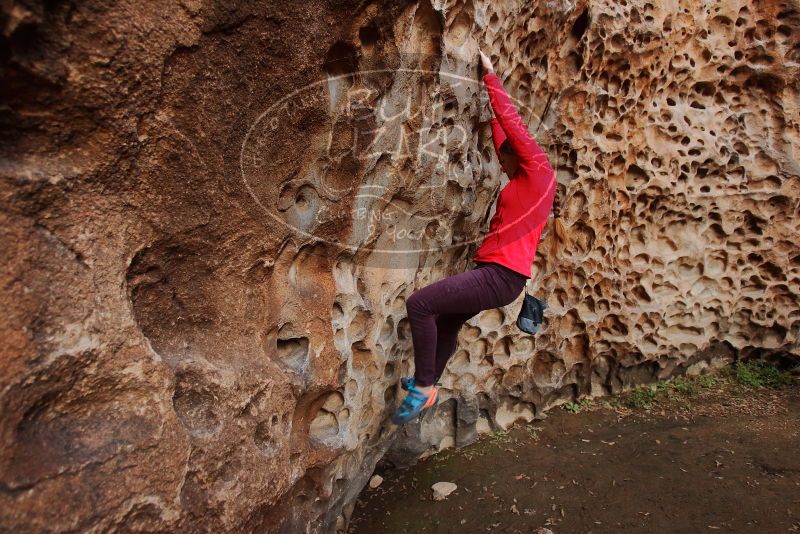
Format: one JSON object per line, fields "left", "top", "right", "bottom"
{"left": 500, "top": 139, "right": 515, "bottom": 155}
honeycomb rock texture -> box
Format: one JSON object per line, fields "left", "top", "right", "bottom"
{"left": 1, "top": 0, "right": 799, "bottom": 532}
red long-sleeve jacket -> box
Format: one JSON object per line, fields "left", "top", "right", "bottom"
{"left": 472, "top": 72, "right": 557, "bottom": 277}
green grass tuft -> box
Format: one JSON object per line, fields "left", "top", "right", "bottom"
{"left": 563, "top": 398, "right": 592, "bottom": 414}
{"left": 591, "top": 361, "right": 792, "bottom": 413}
{"left": 670, "top": 376, "right": 696, "bottom": 396}
{"left": 625, "top": 386, "right": 657, "bottom": 409}
{"left": 728, "top": 360, "right": 793, "bottom": 389}
{"left": 697, "top": 374, "right": 724, "bottom": 388}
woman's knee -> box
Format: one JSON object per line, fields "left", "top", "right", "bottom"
{"left": 502, "top": 286, "right": 525, "bottom": 307}
{"left": 406, "top": 290, "right": 430, "bottom": 316}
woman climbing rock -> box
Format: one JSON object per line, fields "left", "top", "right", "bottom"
{"left": 391, "top": 50, "right": 558, "bottom": 425}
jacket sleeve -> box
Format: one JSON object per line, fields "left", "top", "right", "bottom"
{"left": 483, "top": 72, "right": 548, "bottom": 167}
{"left": 489, "top": 117, "right": 506, "bottom": 159}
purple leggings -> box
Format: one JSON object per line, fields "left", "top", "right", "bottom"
{"left": 406, "top": 261, "right": 528, "bottom": 386}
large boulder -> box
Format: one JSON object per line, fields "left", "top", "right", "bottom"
{"left": 1, "top": 0, "right": 798, "bottom": 531}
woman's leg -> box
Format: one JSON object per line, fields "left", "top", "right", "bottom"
{"left": 433, "top": 312, "right": 475, "bottom": 382}
{"left": 405, "top": 263, "right": 526, "bottom": 387}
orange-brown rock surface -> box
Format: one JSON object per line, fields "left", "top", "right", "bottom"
{"left": 1, "top": 0, "right": 799, "bottom": 532}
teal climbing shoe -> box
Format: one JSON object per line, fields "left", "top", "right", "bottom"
{"left": 391, "top": 384, "right": 439, "bottom": 425}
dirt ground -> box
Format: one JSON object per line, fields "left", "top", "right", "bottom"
{"left": 349, "top": 381, "right": 800, "bottom": 534}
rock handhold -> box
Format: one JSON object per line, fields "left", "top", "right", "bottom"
{"left": 368, "top": 474, "right": 383, "bottom": 489}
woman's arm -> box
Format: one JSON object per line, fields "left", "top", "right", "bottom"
{"left": 489, "top": 117, "right": 505, "bottom": 159}
{"left": 479, "top": 51, "right": 547, "bottom": 164}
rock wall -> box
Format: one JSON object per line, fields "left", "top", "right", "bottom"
{"left": 2, "top": 0, "right": 799, "bottom": 532}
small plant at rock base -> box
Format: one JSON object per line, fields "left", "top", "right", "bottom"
{"left": 730, "top": 360, "right": 793, "bottom": 389}
{"left": 626, "top": 386, "right": 657, "bottom": 409}
{"left": 654, "top": 377, "right": 695, "bottom": 396}
{"left": 697, "top": 374, "right": 724, "bottom": 389}
{"left": 563, "top": 398, "right": 592, "bottom": 414}
{"left": 670, "top": 377, "right": 696, "bottom": 396}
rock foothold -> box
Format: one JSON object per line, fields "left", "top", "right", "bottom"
{"left": 431, "top": 481, "right": 458, "bottom": 501}
{"left": 368, "top": 475, "right": 383, "bottom": 489}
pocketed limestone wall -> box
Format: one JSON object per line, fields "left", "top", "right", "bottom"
{"left": 1, "top": 0, "right": 798, "bottom": 532}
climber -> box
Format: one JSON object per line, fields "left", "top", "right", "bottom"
{"left": 390, "top": 50, "right": 558, "bottom": 425}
